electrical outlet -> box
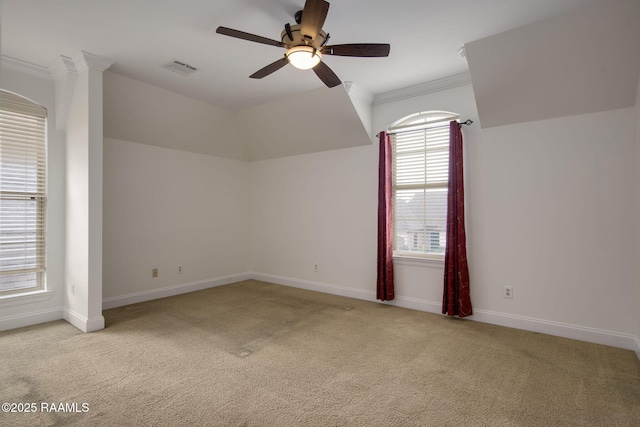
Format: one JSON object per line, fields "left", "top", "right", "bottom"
{"left": 504, "top": 286, "right": 513, "bottom": 299}
{"left": 152, "top": 268, "right": 158, "bottom": 278}
{"left": 177, "top": 265, "right": 183, "bottom": 274}
{"left": 314, "top": 264, "right": 318, "bottom": 272}
{"left": 71, "top": 283, "right": 75, "bottom": 295}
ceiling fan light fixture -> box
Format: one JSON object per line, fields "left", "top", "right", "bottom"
{"left": 286, "top": 45, "right": 322, "bottom": 70}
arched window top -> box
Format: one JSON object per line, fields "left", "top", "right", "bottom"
{"left": 386, "top": 110, "right": 458, "bottom": 259}
{"left": 388, "top": 110, "right": 458, "bottom": 133}
{"left": 0, "top": 90, "right": 47, "bottom": 118}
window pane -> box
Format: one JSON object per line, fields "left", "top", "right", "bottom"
{"left": 394, "top": 188, "right": 447, "bottom": 255}
{"left": 391, "top": 112, "right": 454, "bottom": 258}
{"left": 0, "top": 90, "right": 47, "bottom": 294}
{"left": 0, "top": 272, "right": 37, "bottom": 292}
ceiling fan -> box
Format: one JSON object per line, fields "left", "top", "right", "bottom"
{"left": 216, "top": 0, "right": 390, "bottom": 88}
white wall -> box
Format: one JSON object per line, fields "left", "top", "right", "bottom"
{"left": 0, "top": 68, "right": 66, "bottom": 330}
{"left": 252, "top": 83, "right": 639, "bottom": 350}
{"left": 102, "top": 138, "right": 251, "bottom": 306}
{"left": 250, "top": 145, "right": 378, "bottom": 296}
{"left": 468, "top": 109, "right": 636, "bottom": 331}
{"left": 102, "top": 74, "right": 251, "bottom": 306}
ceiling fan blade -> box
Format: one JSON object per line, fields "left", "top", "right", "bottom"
{"left": 300, "top": 0, "right": 329, "bottom": 41}
{"left": 313, "top": 61, "right": 341, "bottom": 88}
{"left": 250, "top": 57, "right": 289, "bottom": 79}
{"left": 322, "top": 44, "right": 391, "bottom": 57}
{"left": 216, "top": 26, "right": 285, "bottom": 48}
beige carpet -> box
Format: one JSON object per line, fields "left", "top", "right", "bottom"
{"left": 1, "top": 280, "right": 639, "bottom": 426}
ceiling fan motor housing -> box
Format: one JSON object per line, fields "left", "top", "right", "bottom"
{"left": 281, "top": 24, "right": 327, "bottom": 48}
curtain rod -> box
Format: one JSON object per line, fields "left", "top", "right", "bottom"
{"left": 376, "top": 119, "right": 473, "bottom": 138}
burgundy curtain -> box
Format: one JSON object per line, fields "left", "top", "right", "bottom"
{"left": 442, "top": 121, "right": 472, "bottom": 317}
{"left": 377, "top": 131, "right": 394, "bottom": 301}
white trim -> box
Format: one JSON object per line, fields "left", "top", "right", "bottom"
{"left": 0, "top": 55, "right": 52, "bottom": 80}
{"left": 373, "top": 72, "right": 471, "bottom": 105}
{"left": 380, "top": 294, "right": 442, "bottom": 313}
{"left": 85, "top": 315, "right": 106, "bottom": 332}
{"left": 250, "top": 272, "right": 638, "bottom": 351}
{"left": 0, "top": 306, "right": 63, "bottom": 331}
{"left": 48, "top": 55, "right": 77, "bottom": 80}
{"left": 63, "top": 308, "right": 105, "bottom": 333}
{"left": 251, "top": 272, "right": 376, "bottom": 302}
{"left": 72, "top": 51, "right": 114, "bottom": 73}
{"left": 252, "top": 272, "right": 444, "bottom": 313}
{"left": 102, "top": 272, "right": 252, "bottom": 310}
{"left": 393, "top": 256, "right": 444, "bottom": 269}
{"left": 0, "top": 290, "right": 54, "bottom": 308}
{"left": 467, "top": 309, "right": 639, "bottom": 352}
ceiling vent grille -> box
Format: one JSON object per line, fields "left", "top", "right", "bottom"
{"left": 162, "top": 60, "right": 198, "bottom": 76}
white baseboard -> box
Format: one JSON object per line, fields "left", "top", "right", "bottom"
{"left": 251, "top": 272, "right": 639, "bottom": 352}
{"left": 252, "top": 272, "right": 377, "bottom": 302}
{"left": 468, "top": 309, "right": 639, "bottom": 352}
{"left": 0, "top": 306, "right": 64, "bottom": 332}
{"left": 102, "top": 272, "right": 252, "bottom": 310}
{"left": 252, "top": 272, "right": 446, "bottom": 314}
{"left": 63, "top": 308, "right": 105, "bottom": 333}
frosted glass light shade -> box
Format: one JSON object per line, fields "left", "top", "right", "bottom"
{"left": 286, "top": 46, "right": 322, "bottom": 70}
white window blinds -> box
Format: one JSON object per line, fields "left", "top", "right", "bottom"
{"left": 390, "top": 111, "right": 457, "bottom": 258}
{"left": 0, "top": 90, "right": 47, "bottom": 294}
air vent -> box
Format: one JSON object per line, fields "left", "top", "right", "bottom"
{"left": 162, "top": 60, "right": 198, "bottom": 76}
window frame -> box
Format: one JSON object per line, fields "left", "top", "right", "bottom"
{"left": 0, "top": 90, "right": 48, "bottom": 296}
{"left": 388, "top": 110, "right": 458, "bottom": 262}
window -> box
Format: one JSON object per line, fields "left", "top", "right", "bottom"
{"left": 390, "top": 111, "right": 458, "bottom": 259}
{"left": 0, "top": 90, "right": 47, "bottom": 295}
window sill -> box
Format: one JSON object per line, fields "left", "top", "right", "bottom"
{"left": 393, "top": 255, "right": 444, "bottom": 269}
{"left": 0, "top": 289, "right": 54, "bottom": 308}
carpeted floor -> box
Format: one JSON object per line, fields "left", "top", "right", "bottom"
{"left": 1, "top": 280, "right": 639, "bottom": 426}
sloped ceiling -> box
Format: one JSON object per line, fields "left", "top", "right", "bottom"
{"left": 465, "top": 0, "right": 640, "bottom": 128}
{"left": 238, "top": 84, "right": 372, "bottom": 161}
{"left": 103, "top": 71, "right": 371, "bottom": 161}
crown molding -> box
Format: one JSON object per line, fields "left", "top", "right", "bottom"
{"left": 373, "top": 72, "right": 472, "bottom": 106}
{"left": 72, "top": 51, "right": 114, "bottom": 73}
{"left": 0, "top": 55, "right": 52, "bottom": 80}
{"left": 48, "top": 55, "right": 77, "bottom": 80}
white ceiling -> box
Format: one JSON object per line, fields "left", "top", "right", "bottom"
{"left": 1, "top": 0, "right": 596, "bottom": 112}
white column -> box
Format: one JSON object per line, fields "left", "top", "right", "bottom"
{"left": 63, "top": 51, "right": 113, "bottom": 332}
